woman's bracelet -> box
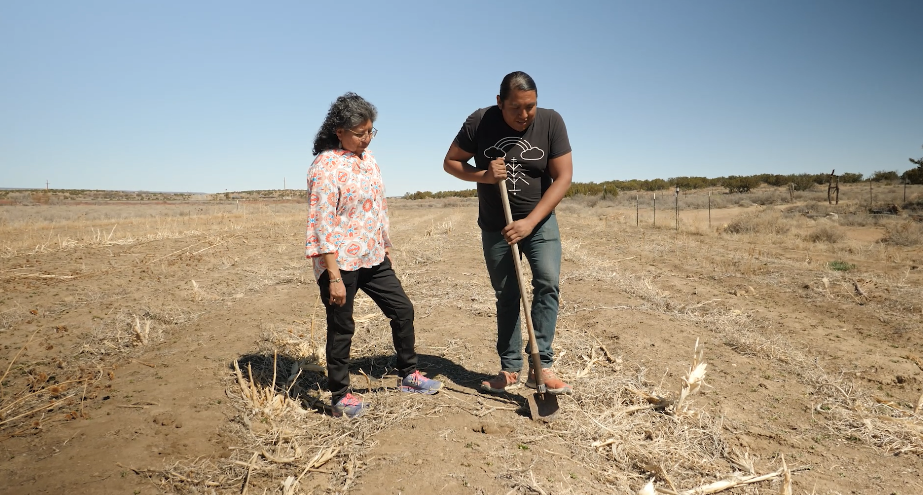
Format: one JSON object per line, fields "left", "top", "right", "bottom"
{"left": 329, "top": 277, "right": 343, "bottom": 284}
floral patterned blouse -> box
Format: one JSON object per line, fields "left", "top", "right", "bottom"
{"left": 305, "top": 149, "right": 392, "bottom": 281}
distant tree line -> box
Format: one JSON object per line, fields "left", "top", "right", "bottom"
{"left": 402, "top": 189, "right": 478, "bottom": 200}
{"left": 567, "top": 172, "right": 880, "bottom": 196}
{"left": 400, "top": 165, "right": 923, "bottom": 200}
{"left": 0, "top": 189, "right": 195, "bottom": 202}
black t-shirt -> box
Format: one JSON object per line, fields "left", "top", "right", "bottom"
{"left": 454, "top": 106, "right": 571, "bottom": 231}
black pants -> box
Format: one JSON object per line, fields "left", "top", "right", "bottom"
{"left": 318, "top": 258, "right": 417, "bottom": 404}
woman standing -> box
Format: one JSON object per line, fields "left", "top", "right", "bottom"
{"left": 307, "top": 93, "right": 441, "bottom": 419}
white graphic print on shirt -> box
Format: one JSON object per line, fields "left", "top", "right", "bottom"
{"left": 483, "top": 137, "right": 546, "bottom": 195}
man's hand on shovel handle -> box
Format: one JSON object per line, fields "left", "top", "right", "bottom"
{"left": 502, "top": 218, "right": 536, "bottom": 246}
{"left": 484, "top": 158, "right": 507, "bottom": 183}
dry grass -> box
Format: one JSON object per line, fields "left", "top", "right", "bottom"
{"left": 141, "top": 351, "right": 446, "bottom": 494}
{"left": 0, "top": 304, "right": 25, "bottom": 331}
{"left": 3, "top": 195, "right": 922, "bottom": 493}
{"left": 549, "top": 329, "right": 798, "bottom": 494}
{"left": 556, "top": 183, "right": 923, "bottom": 215}
{"left": 0, "top": 329, "right": 99, "bottom": 438}
{"left": 0, "top": 202, "right": 290, "bottom": 259}
{"left": 525, "top": 240, "right": 817, "bottom": 492}
{"left": 674, "top": 339, "right": 707, "bottom": 415}
{"left": 80, "top": 310, "right": 164, "bottom": 356}
{"left": 740, "top": 189, "right": 792, "bottom": 206}
{"left": 882, "top": 220, "right": 923, "bottom": 246}
{"left": 804, "top": 221, "right": 846, "bottom": 243}
{"left": 1, "top": 202, "right": 307, "bottom": 445}
{"left": 836, "top": 212, "right": 886, "bottom": 227}
{"left": 255, "top": 318, "right": 326, "bottom": 373}
{"left": 722, "top": 208, "right": 791, "bottom": 236}
{"left": 557, "top": 212, "right": 923, "bottom": 465}
{"left": 121, "top": 202, "right": 802, "bottom": 494}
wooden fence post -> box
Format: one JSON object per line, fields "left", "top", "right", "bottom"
{"left": 708, "top": 192, "right": 712, "bottom": 229}
{"left": 674, "top": 186, "right": 679, "bottom": 231}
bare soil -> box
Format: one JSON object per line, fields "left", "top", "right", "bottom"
{"left": 1, "top": 198, "right": 922, "bottom": 495}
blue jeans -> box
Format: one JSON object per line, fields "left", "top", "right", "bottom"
{"left": 481, "top": 213, "right": 561, "bottom": 372}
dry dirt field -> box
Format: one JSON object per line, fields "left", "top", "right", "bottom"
{"left": 2, "top": 190, "right": 923, "bottom": 495}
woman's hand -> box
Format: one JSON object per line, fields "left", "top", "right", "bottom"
{"left": 502, "top": 218, "right": 535, "bottom": 245}
{"left": 329, "top": 278, "right": 346, "bottom": 306}
{"left": 322, "top": 254, "right": 346, "bottom": 307}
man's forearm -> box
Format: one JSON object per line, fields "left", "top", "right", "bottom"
{"left": 444, "top": 159, "right": 490, "bottom": 184}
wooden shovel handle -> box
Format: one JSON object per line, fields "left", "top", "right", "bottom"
{"left": 498, "top": 181, "right": 546, "bottom": 393}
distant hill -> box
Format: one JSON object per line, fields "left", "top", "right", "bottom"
{"left": 0, "top": 187, "right": 207, "bottom": 194}
{"left": 0, "top": 189, "right": 308, "bottom": 205}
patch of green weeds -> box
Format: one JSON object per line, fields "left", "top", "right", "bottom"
{"left": 827, "top": 260, "right": 856, "bottom": 271}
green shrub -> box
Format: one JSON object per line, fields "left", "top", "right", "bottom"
{"left": 790, "top": 174, "right": 817, "bottom": 191}
{"left": 827, "top": 260, "right": 856, "bottom": 271}
{"left": 840, "top": 172, "right": 864, "bottom": 183}
{"left": 723, "top": 175, "right": 761, "bottom": 193}
{"left": 872, "top": 170, "right": 900, "bottom": 182}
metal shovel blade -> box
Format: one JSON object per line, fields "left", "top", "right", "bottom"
{"left": 526, "top": 392, "right": 560, "bottom": 423}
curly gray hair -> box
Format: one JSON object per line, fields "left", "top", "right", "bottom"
{"left": 312, "top": 93, "right": 378, "bottom": 155}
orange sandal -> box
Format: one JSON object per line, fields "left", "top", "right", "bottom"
{"left": 480, "top": 370, "right": 521, "bottom": 393}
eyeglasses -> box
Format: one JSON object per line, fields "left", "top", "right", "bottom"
{"left": 347, "top": 127, "right": 378, "bottom": 140}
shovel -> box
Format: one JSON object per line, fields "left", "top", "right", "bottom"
{"left": 498, "top": 180, "right": 561, "bottom": 422}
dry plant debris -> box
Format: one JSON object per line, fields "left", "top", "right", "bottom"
{"left": 232, "top": 357, "right": 307, "bottom": 419}
{"left": 635, "top": 455, "right": 794, "bottom": 494}
{"left": 1, "top": 329, "right": 99, "bottom": 437}
{"left": 673, "top": 338, "right": 707, "bottom": 416}
{"left": 3, "top": 196, "right": 923, "bottom": 493}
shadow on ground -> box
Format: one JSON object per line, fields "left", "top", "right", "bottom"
{"left": 232, "top": 352, "right": 528, "bottom": 416}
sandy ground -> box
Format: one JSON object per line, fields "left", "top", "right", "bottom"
{"left": 1, "top": 199, "right": 922, "bottom": 495}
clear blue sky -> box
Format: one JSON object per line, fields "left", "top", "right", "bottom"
{"left": 2, "top": 0, "right": 921, "bottom": 196}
